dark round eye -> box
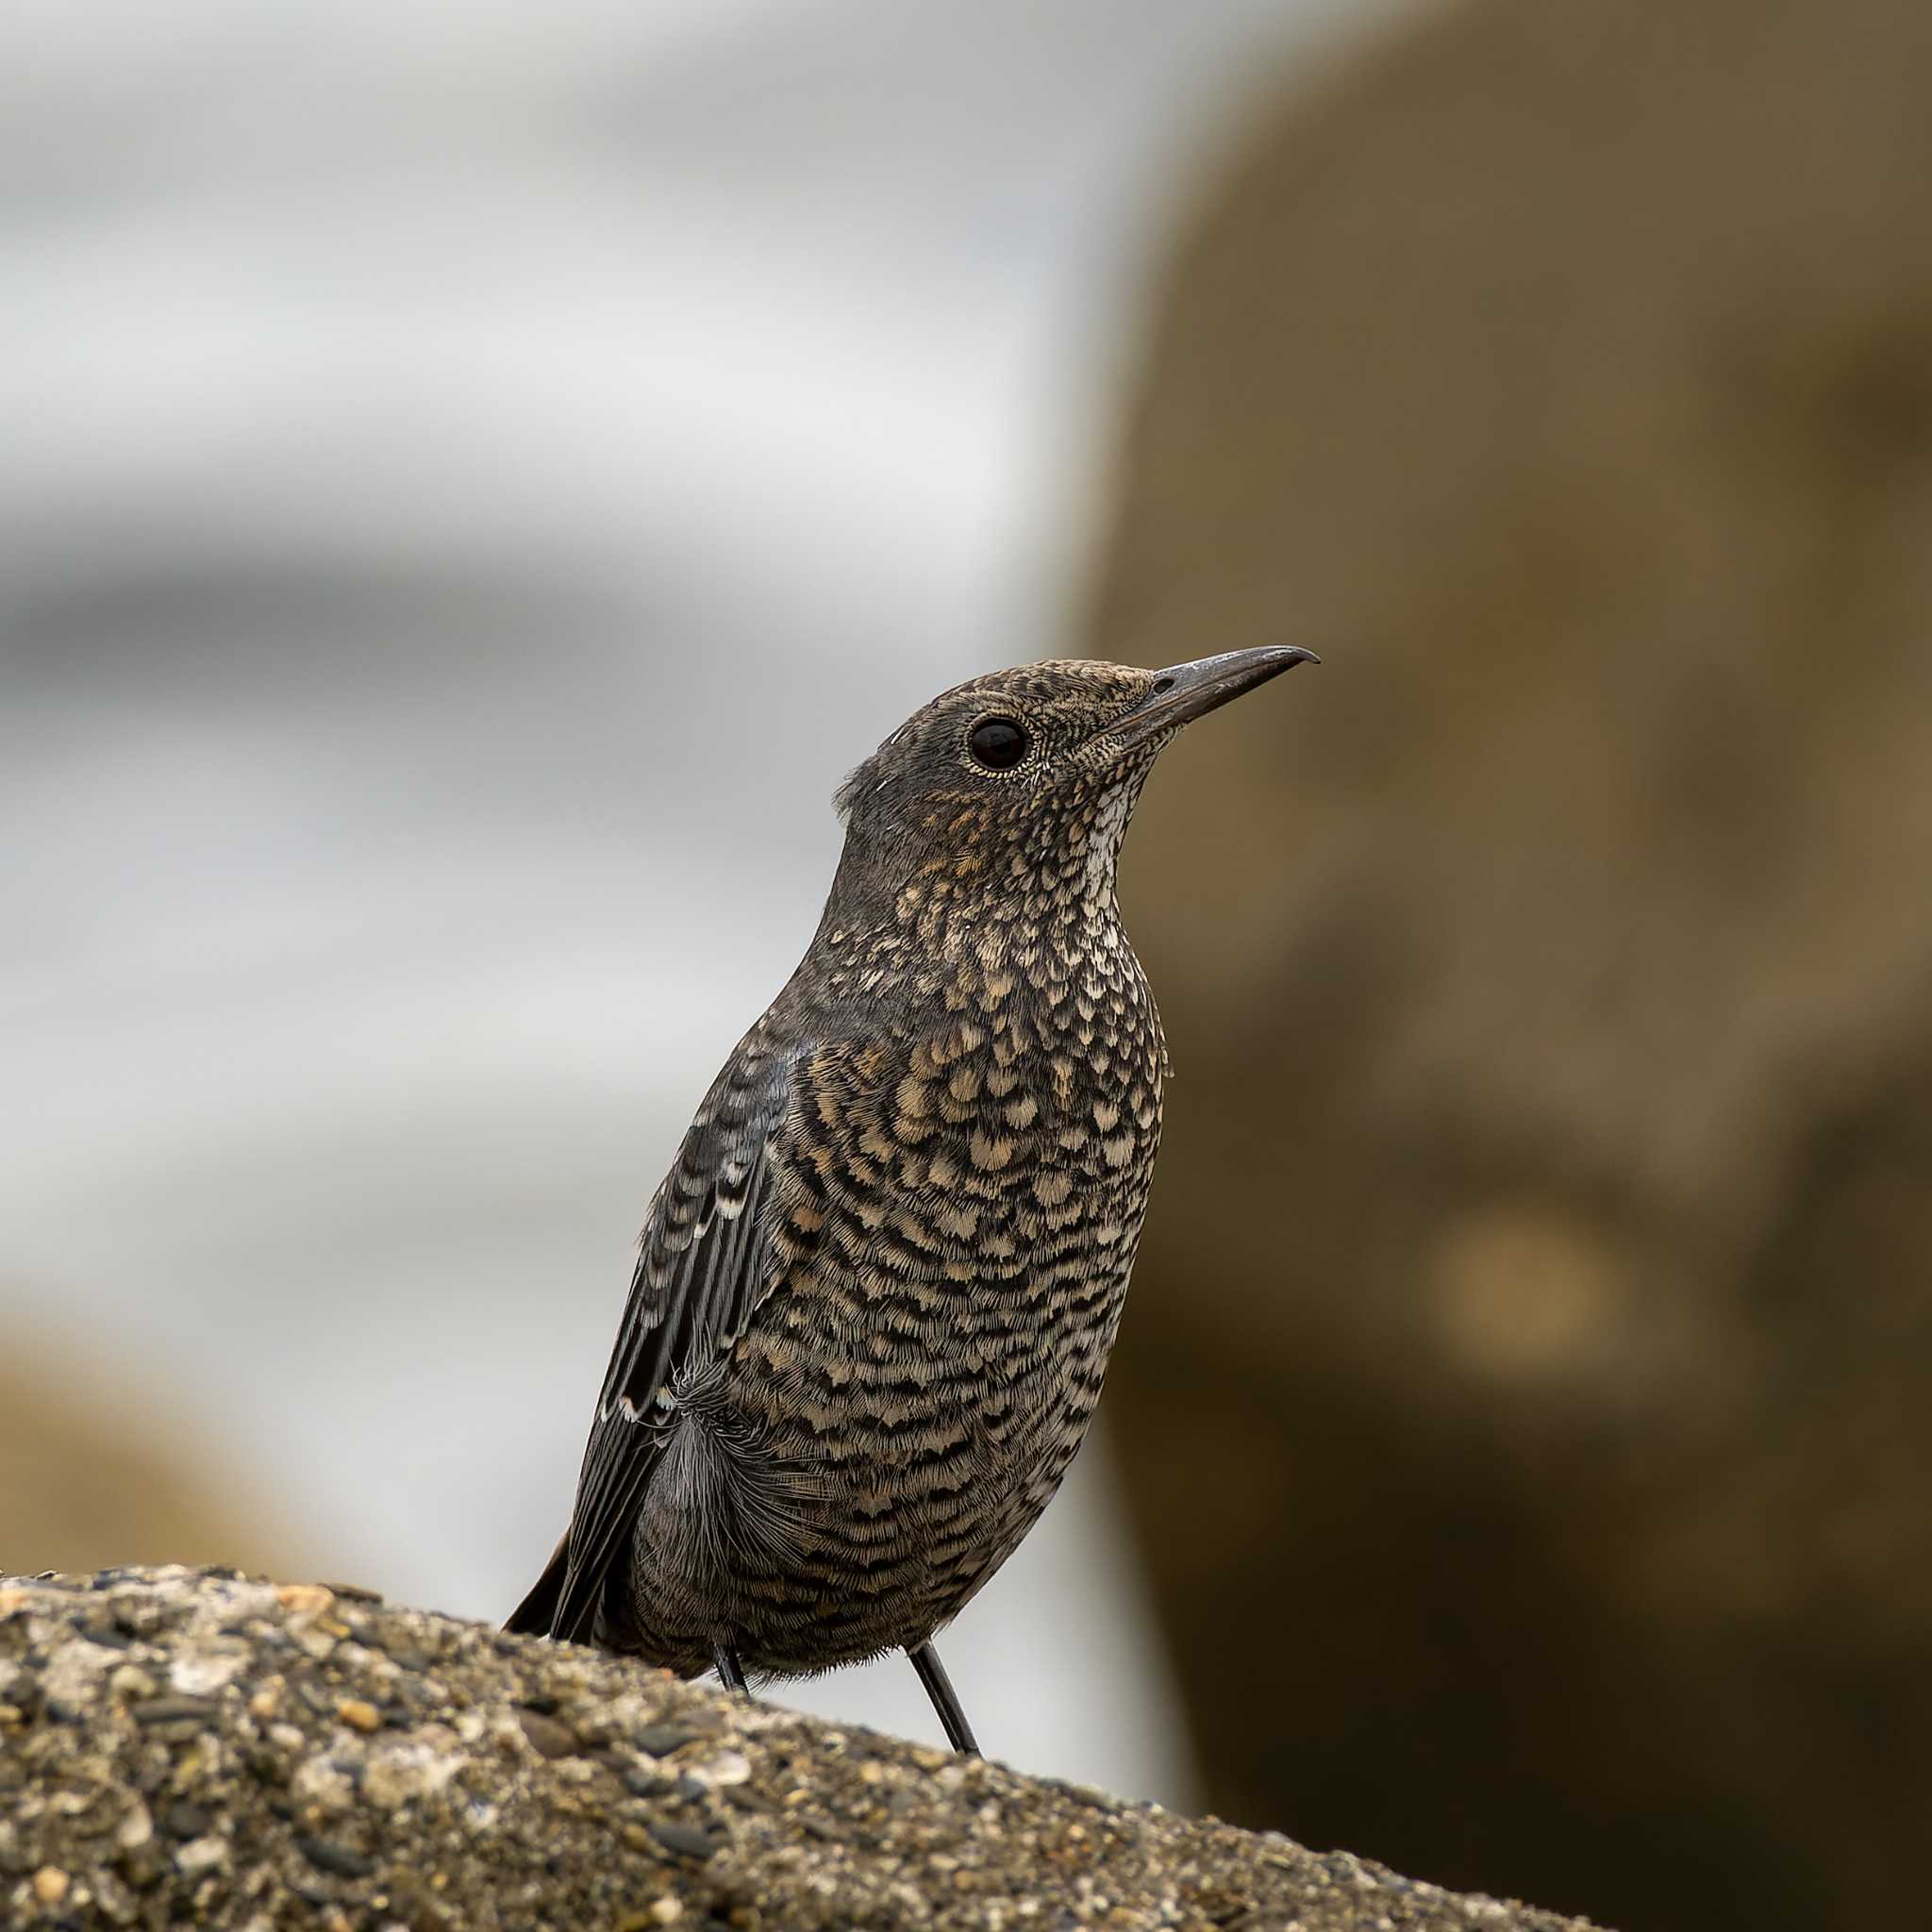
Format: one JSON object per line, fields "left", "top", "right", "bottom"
{"left": 967, "top": 716, "right": 1029, "bottom": 771}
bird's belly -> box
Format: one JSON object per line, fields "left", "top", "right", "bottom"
{"left": 625, "top": 976, "right": 1161, "bottom": 1680}
{"left": 625, "top": 1273, "right": 1128, "bottom": 1676}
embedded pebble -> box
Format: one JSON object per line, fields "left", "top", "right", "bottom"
{"left": 42, "top": 1638, "right": 117, "bottom": 1709}
{"left": 177, "top": 1833, "right": 232, "bottom": 1878}
{"left": 291, "top": 1755, "right": 358, "bottom": 1814}
{"left": 297, "top": 1833, "right": 375, "bottom": 1879}
{"left": 684, "top": 1747, "right": 751, "bottom": 1789}
{"left": 515, "top": 1707, "right": 580, "bottom": 1758}
{"left": 360, "top": 1738, "right": 464, "bottom": 1809}
{"left": 171, "top": 1647, "right": 250, "bottom": 1697}
{"left": 648, "top": 1820, "right": 720, "bottom": 1861}
{"left": 108, "top": 1663, "right": 158, "bottom": 1700}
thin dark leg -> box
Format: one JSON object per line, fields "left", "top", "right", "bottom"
{"left": 908, "top": 1640, "right": 980, "bottom": 1757}
{"left": 712, "top": 1642, "right": 750, "bottom": 1697}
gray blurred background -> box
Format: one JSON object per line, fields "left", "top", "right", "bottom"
{"left": 8, "top": 4, "right": 1932, "bottom": 1930}
{"left": 3, "top": 0, "right": 1393, "bottom": 1813}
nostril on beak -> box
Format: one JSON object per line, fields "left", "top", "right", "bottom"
{"left": 1150, "top": 676, "right": 1175, "bottom": 696}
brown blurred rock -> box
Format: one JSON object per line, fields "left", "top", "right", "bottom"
{"left": 1080, "top": 1, "right": 1932, "bottom": 1928}
{"left": 0, "top": 1334, "right": 291, "bottom": 1579}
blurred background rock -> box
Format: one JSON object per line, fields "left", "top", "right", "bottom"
{"left": 1087, "top": 0, "right": 1932, "bottom": 1927}
{"left": 5, "top": 2, "right": 1928, "bottom": 1928}
{"left": 0, "top": 1334, "right": 292, "bottom": 1580}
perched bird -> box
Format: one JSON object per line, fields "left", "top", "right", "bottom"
{"left": 508, "top": 648, "right": 1317, "bottom": 1753}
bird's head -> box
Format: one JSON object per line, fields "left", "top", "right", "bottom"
{"left": 827, "top": 647, "right": 1317, "bottom": 929}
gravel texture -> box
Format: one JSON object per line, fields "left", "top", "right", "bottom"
{"left": 0, "top": 1567, "right": 1605, "bottom": 1931}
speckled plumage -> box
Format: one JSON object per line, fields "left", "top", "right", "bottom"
{"left": 509, "top": 649, "right": 1315, "bottom": 1746}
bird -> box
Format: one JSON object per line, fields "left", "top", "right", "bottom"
{"left": 508, "top": 646, "right": 1318, "bottom": 1755}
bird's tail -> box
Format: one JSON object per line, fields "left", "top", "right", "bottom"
{"left": 504, "top": 1531, "right": 569, "bottom": 1637}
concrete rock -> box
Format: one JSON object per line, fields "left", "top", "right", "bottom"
{"left": 0, "top": 1567, "right": 1603, "bottom": 1932}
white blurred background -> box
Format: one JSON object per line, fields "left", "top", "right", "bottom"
{"left": 2, "top": 1, "right": 1407, "bottom": 1797}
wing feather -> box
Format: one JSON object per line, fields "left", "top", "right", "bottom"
{"left": 534, "top": 1038, "right": 803, "bottom": 1645}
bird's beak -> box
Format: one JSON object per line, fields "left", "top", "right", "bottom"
{"left": 1102, "top": 645, "right": 1319, "bottom": 755}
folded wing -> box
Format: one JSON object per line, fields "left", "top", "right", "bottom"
{"left": 508, "top": 1028, "right": 804, "bottom": 1645}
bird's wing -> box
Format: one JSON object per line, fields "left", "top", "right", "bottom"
{"left": 527, "top": 1027, "right": 808, "bottom": 1646}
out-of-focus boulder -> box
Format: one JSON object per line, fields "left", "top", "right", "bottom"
{"left": 1081, "top": 0, "right": 1932, "bottom": 1927}
{"left": 0, "top": 1337, "right": 291, "bottom": 1580}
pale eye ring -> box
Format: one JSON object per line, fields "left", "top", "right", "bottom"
{"left": 967, "top": 715, "right": 1029, "bottom": 771}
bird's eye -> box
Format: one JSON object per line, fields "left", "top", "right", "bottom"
{"left": 967, "top": 716, "right": 1029, "bottom": 771}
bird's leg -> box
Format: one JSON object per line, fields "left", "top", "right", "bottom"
{"left": 908, "top": 1641, "right": 980, "bottom": 1757}
{"left": 712, "top": 1643, "right": 750, "bottom": 1698}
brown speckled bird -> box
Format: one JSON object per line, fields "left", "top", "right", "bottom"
{"left": 508, "top": 648, "right": 1317, "bottom": 1753}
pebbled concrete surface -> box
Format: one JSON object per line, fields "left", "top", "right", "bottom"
{"left": 0, "top": 1568, "right": 1606, "bottom": 1931}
